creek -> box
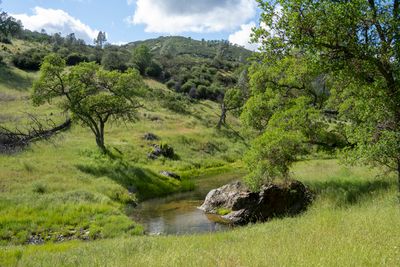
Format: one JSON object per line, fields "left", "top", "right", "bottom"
{"left": 131, "top": 171, "right": 244, "bottom": 235}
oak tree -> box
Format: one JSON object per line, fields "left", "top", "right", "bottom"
{"left": 32, "top": 54, "right": 145, "bottom": 153}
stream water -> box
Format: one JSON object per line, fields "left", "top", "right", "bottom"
{"left": 131, "top": 171, "right": 245, "bottom": 235}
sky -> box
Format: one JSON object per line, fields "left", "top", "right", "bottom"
{"left": 2, "top": 0, "right": 261, "bottom": 50}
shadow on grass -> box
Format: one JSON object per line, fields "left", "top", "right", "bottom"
{"left": 306, "top": 179, "right": 393, "bottom": 207}
{"left": 76, "top": 159, "right": 189, "bottom": 201}
{"left": 0, "top": 64, "right": 34, "bottom": 91}
{"left": 218, "top": 125, "right": 248, "bottom": 145}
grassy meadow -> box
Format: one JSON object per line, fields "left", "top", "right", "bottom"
{"left": 0, "top": 41, "right": 399, "bottom": 267}
{"left": 1, "top": 160, "right": 399, "bottom": 266}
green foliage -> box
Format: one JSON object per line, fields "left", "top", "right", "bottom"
{"left": 32, "top": 54, "right": 145, "bottom": 152}
{"left": 101, "top": 51, "right": 128, "bottom": 71}
{"left": 242, "top": 49, "right": 334, "bottom": 188}
{"left": 12, "top": 48, "right": 49, "bottom": 71}
{"left": 32, "top": 182, "right": 47, "bottom": 194}
{"left": 131, "top": 36, "right": 252, "bottom": 62}
{"left": 216, "top": 207, "right": 231, "bottom": 216}
{"left": 244, "top": 128, "right": 305, "bottom": 190}
{"left": 255, "top": 0, "right": 400, "bottom": 184}
{"left": 0, "top": 11, "right": 22, "bottom": 43}
{"left": 157, "top": 90, "right": 190, "bottom": 114}
{"left": 128, "top": 36, "right": 251, "bottom": 101}
{"left": 223, "top": 87, "right": 245, "bottom": 115}
{"left": 145, "top": 61, "right": 162, "bottom": 78}
{"left": 132, "top": 44, "right": 152, "bottom": 75}
{"left": 65, "top": 53, "right": 88, "bottom": 66}
{"left": 94, "top": 31, "right": 107, "bottom": 47}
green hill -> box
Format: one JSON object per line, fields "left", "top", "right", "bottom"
{"left": 127, "top": 36, "right": 253, "bottom": 61}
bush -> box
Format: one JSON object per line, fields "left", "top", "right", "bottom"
{"left": 181, "top": 80, "right": 196, "bottom": 93}
{"left": 160, "top": 93, "right": 189, "bottom": 113}
{"left": 145, "top": 61, "right": 163, "bottom": 78}
{"left": 12, "top": 48, "right": 48, "bottom": 71}
{"left": 66, "top": 53, "right": 88, "bottom": 66}
{"left": 101, "top": 51, "right": 128, "bottom": 71}
{"left": 196, "top": 85, "right": 208, "bottom": 99}
{"left": 165, "top": 80, "right": 175, "bottom": 89}
{"left": 88, "top": 53, "right": 102, "bottom": 64}
{"left": 32, "top": 182, "right": 47, "bottom": 194}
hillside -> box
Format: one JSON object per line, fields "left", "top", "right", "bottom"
{"left": 127, "top": 36, "right": 253, "bottom": 61}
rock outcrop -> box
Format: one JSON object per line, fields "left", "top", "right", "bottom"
{"left": 160, "top": 170, "right": 181, "bottom": 180}
{"left": 199, "top": 180, "right": 313, "bottom": 225}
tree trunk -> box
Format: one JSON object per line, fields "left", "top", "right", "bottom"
{"left": 96, "top": 122, "right": 107, "bottom": 154}
{"left": 217, "top": 103, "right": 227, "bottom": 129}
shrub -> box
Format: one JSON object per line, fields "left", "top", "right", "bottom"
{"left": 145, "top": 61, "right": 163, "bottom": 78}
{"left": 66, "top": 53, "right": 88, "bottom": 66}
{"left": 165, "top": 79, "right": 176, "bottom": 89}
{"left": 196, "top": 85, "right": 208, "bottom": 99}
{"left": 12, "top": 48, "right": 48, "bottom": 71}
{"left": 101, "top": 51, "right": 128, "bottom": 71}
{"left": 32, "top": 182, "right": 47, "bottom": 194}
{"left": 161, "top": 93, "right": 189, "bottom": 113}
{"left": 181, "top": 80, "right": 196, "bottom": 93}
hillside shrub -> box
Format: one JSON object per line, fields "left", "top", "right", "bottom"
{"left": 165, "top": 80, "right": 175, "bottom": 89}
{"left": 12, "top": 48, "right": 48, "bottom": 71}
{"left": 145, "top": 61, "right": 162, "bottom": 78}
{"left": 160, "top": 93, "right": 189, "bottom": 114}
{"left": 101, "top": 51, "right": 128, "bottom": 71}
{"left": 66, "top": 53, "right": 88, "bottom": 66}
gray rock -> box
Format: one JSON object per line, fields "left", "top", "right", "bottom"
{"left": 160, "top": 171, "right": 181, "bottom": 180}
{"left": 143, "top": 133, "right": 159, "bottom": 141}
{"left": 199, "top": 180, "right": 313, "bottom": 225}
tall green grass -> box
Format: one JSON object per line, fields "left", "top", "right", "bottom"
{"left": 1, "top": 160, "right": 398, "bottom": 266}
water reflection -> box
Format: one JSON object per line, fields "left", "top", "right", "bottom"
{"left": 131, "top": 171, "right": 244, "bottom": 235}
{"left": 133, "top": 198, "right": 230, "bottom": 235}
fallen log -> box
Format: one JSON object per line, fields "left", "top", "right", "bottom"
{"left": 0, "top": 118, "right": 71, "bottom": 153}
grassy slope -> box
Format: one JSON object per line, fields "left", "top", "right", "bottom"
{"left": 1, "top": 160, "right": 399, "bottom": 266}
{"left": 0, "top": 60, "right": 247, "bottom": 245}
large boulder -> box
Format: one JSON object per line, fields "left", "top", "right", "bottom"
{"left": 199, "top": 180, "right": 313, "bottom": 225}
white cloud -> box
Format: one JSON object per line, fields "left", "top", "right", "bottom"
{"left": 128, "top": 0, "right": 257, "bottom": 33}
{"left": 12, "top": 7, "right": 98, "bottom": 43}
{"left": 112, "top": 41, "right": 128, "bottom": 46}
{"left": 229, "top": 22, "right": 259, "bottom": 51}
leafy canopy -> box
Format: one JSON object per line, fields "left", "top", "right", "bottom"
{"left": 246, "top": 0, "right": 400, "bottom": 189}
{"left": 32, "top": 54, "right": 145, "bottom": 152}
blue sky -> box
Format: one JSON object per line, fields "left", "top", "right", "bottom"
{"left": 2, "top": 0, "right": 260, "bottom": 49}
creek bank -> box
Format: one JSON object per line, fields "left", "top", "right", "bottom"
{"left": 199, "top": 180, "right": 313, "bottom": 225}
